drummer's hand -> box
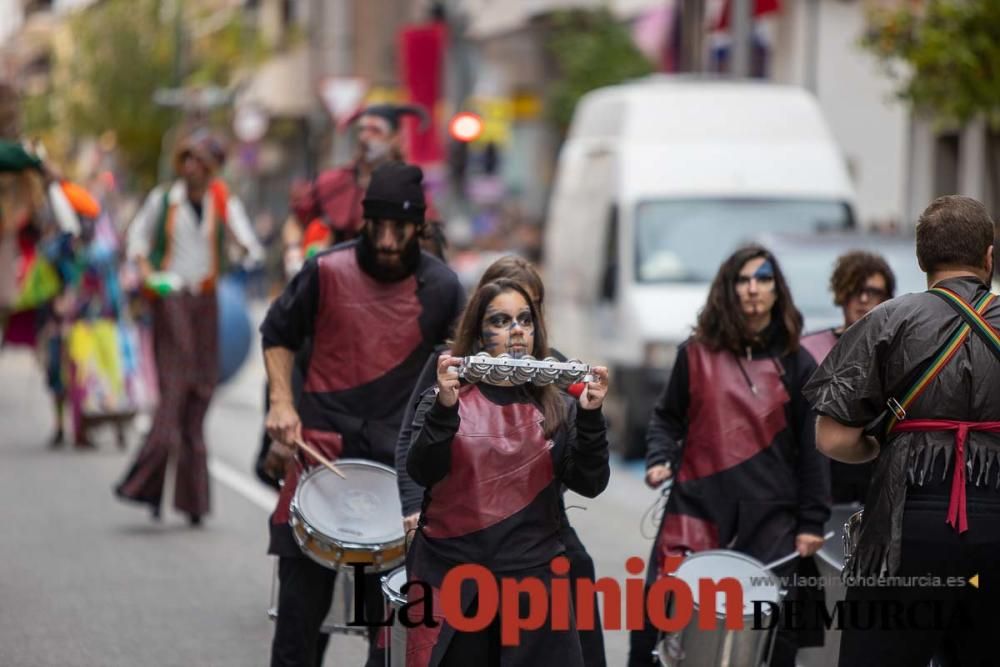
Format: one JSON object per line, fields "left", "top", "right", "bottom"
{"left": 645, "top": 464, "right": 672, "bottom": 489}
{"left": 436, "top": 354, "right": 462, "bottom": 408}
{"left": 266, "top": 400, "right": 302, "bottom": 448}
{"left": 796, "top": 533, "right": 824, "bottom": 557}
{"left": 578, "top": 366, "right": 609, "bottom": 410}
{"left": 263, "top": 441, "right": 295, "bottom": 481}
{"left": 403, "top": 513, "right": 420, "bottom": 534}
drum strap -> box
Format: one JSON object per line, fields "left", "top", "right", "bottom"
{"left": 880, "top": 291, "right": 996, "bottom": 435}
{"left": 885, "top": 289, "right": 1000, "bottom": 535}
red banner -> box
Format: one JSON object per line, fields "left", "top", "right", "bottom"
{"left": 398, "top": 23, "right": 447, "bottom": 166}
{"left": 714, "top": 0, "right": 781, "bottom": 31}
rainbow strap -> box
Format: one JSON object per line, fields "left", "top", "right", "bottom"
{"left": 885, "top": 290, "right": 997, "bottom": 434}
{"left": 931, "top": 287, "right": 1000, "bottom": 353}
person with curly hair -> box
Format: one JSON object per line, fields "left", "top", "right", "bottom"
{"left": 630, "top": 245, "right": 831, "bottom": 667}
{"left": 801, "top": 251, "right": 895, "bottom": 505}
{"left": 801, "top": 250, "right": 896, "bottom": 363}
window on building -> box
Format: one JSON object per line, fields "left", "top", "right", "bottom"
{"left": 934, "top": 133, "right": 960, "bottom": 198}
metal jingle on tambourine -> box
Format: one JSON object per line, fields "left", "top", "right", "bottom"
{"left": 485, "top": 367, "right": 507, "bottom": 384}
{"left": 462, "top": 364, "right": 486, "bottom": 381}
{"left": 511, "top": 355, "right": 536, "bottom": 383}
{"left": 490, "top": 354, "right": 515, "bottom": 381}
{"left": 467, "top": 356, "right": 492, "bottom": 382}
{"left": 531, "top": 357, "right": 561, "bottom": 386}
{"left": 556, "top": 359, "right": 587, "bottom": 386}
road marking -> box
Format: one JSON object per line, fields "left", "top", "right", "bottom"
{"left": 208, "top": 458, "right": 277, "bottom": 511}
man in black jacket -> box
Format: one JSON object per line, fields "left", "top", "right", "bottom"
{"left": 805, "top": 195, "right": 1000, "bottom": 667}
{"left": 260, "top": 162, "right": 464, "bottom": 667}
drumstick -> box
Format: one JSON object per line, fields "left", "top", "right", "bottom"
{"left": 764, "top": 531, "right": 835, "bottom": 571}
{"left": 294, "top": 438, "right": 347, "bottom": 479}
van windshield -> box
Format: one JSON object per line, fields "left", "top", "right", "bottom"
{"left": 634, "top": 198, "right": 853, "bottom": 283}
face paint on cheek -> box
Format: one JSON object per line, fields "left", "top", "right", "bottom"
{"left": 481, "top": 329, "right": 501, "bottom": 353}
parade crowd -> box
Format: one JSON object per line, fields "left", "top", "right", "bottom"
{"left": 2, "top": 104, "right": 998, "bottom": 667}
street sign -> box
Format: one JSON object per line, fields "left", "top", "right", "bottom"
{"left": 319, "top": 77, "right": 368, "bottom": 127}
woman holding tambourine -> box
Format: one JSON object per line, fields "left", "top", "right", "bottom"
{"left": 404, "top": 277, "right": 611, "bottom": 666}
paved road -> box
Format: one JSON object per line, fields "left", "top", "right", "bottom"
{"left": 0, "top": 305, "right": 655, "bottom": 666}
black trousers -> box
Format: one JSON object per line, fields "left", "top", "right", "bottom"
{"left": 439, "top": 607, "right": 502, "bottom": 667}
{"left": 270, "top": 556, "right": 387, "bottom": 667}
{"left": 837, "top": 499, "right": 1000, "bottom": 667}
{"left": 561, "top": 522, "right": 607, "bottom": 667}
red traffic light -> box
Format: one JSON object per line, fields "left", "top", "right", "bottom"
{"left": 449, "top": 112, "right": 483, "bottom": 143}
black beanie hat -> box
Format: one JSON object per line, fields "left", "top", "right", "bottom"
{"left": 363, "top": 162, "right": 426, "bottom": 223}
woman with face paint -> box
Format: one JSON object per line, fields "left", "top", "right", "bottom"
{"left": 404, "top": 278, "right": 611, "bottom": 666}
{"left": 628, "top": 245, "right": 831, "bottom": 667}
{"left": 394, "top": 255, "right": 609, "bottom": 666}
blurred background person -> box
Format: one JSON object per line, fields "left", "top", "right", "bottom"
{"left": 115, "top": 130, "right": 263, "bottom": 524}
{"left": 801, "top": 250, "right": 895, "bottom": 507}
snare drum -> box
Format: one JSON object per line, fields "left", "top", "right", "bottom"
{"left": 381, "top": 567, "right": 408, "bottom": 667}
{"left": 290, "top": 459, "right": 406, "bottom": 572}
{"left": 656, "top": 550, "right": 781, "bottom": 667}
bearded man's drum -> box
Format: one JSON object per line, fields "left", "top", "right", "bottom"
{"left": 290, "top": 459, "right": 406, "bottom": 572}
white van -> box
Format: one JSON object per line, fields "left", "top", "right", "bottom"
{"left": 543, "top": 77, "right": 857, "bottom": 458}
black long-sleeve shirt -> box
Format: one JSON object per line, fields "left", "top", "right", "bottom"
{"left": 396, "top": 347, "right": 572, "bottom": 516}
{"left": 258, "top": 241, "right": 464, "bottom": 556}
{"left": 646, "top": 332, "right": 830, "bottom": 539}
{"left": 406, "top": 384, "right": 609, "bottom": 571}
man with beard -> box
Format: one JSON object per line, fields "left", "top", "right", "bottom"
{"left": 288, "top": 104, "right": 429, "bottom": 251}
{"left": 801, "top": 251, "right": 895, "bottom": 505}
{"left": 254, "top": 104, "right": 440, "bottom": 487}
{"left": 261, "top": 162, "right": 464, "bottom": 667}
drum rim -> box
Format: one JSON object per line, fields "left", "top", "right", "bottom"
{"left": 380, "top": 567, "right": 408, "bottom": 605}
{"left": 290, "top": 512, "right": 407, "bottom": 552}
{"left": 290, "top": 458, "right": 406, "bottom": 549}
{"left": 673, "top": 549, "right": 782, "bottom": 618}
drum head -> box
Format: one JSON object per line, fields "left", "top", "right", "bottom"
{"left": 296, "top": 459, "right": 403, "bottom": 546}
{"left": 673, "top": 550, "right": 780, "bottom": 618}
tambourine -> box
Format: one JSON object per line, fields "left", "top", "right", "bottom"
{"left": 452, "top": 354, "right": 593, "bottom": 387}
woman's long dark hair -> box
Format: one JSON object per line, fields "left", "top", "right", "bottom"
{"left": 694, "top": 245, "right": 802, "bottom": 355}
{"left": 451, "top": 278, "right": 565, "bottom": 437}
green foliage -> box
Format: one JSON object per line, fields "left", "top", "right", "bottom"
{"left": 52, "top": 0, "right": 267, "bottom": 190}
{"left": 64, "top": 0, "right": 177, "bottom": 189}
{"left": 21, "top": 88, "right": 54, "bottom": 140}
{"left": 861, "top": 0, "right": 1000, "bottom": 128}
{"left": 545, "top": 8, "right": 654, "bottom": 133}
